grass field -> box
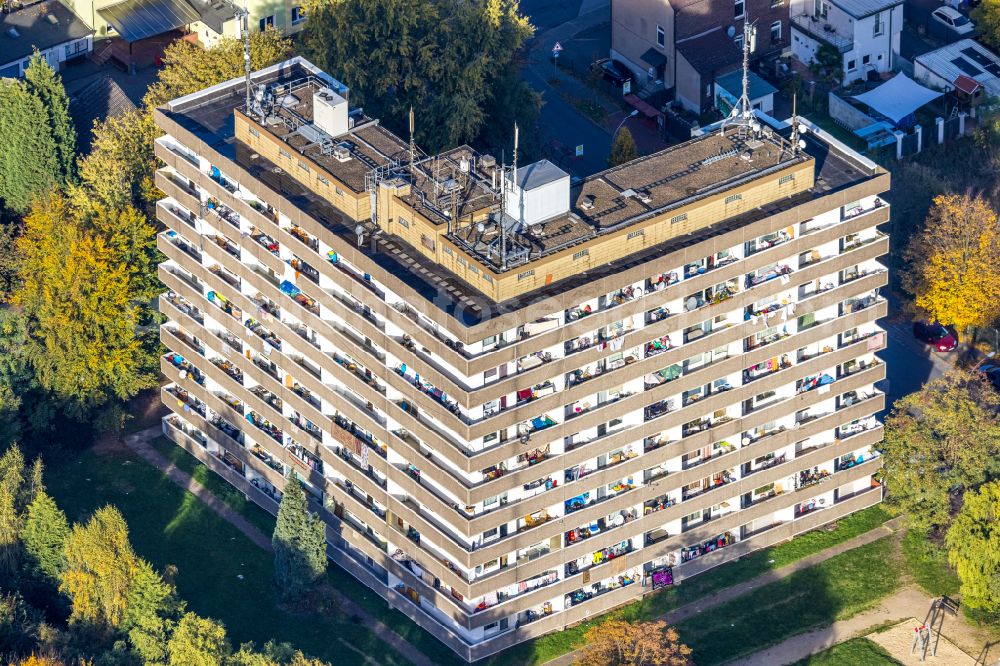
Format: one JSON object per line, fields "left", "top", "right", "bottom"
{"left": 900, "top": 529, "right": 961, "bottom": 598}
{"left": 674, "top": 537, "right": 901, "bottom": 665}
{"left": 791, "top": 637, "right": 902, "bottom": 665}
{"left": 45, "top": 441, "right": 428, "bottom": 666}
{"left": 481, "top": 505, "right": 892, "bottom": 665}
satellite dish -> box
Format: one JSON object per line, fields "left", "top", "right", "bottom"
{"left": 726, "top": 25, "right": 735, "bottom": 38}
{"left": 798, "top": 123, "right": 808, "bottom": 134}
{"left": 476, "top": 222, "right": 486, "bottom": 233}
{"left": 355, "top": 225, "right": 364, "bottom": 235}
{"left": 798, "top": 139, "right": 807, "bottom": 150}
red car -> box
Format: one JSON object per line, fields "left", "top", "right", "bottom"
{"left": 913, "top": 320, "right": 958, "bottom": 352}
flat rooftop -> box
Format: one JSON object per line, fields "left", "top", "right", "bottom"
{"left": 160, "top": 57, "right": 884, "bottom": 326}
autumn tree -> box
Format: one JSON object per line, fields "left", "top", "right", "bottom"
{"left": 974, "top": 0, "right": 1000, "bottom": 51}
{"left": 272, "top": 478, "right": 327, "bottom": 601}
{"left": 77, "top": 109, "right": 161, "bottom": 213}
{"left": 578, "top": 619, "right": 693, "bottom": 666}
{"left": 903, "top": 193, "right": 1000, "bottom": 332}
{"left": 167, "top": 612, "right": 230, "bottom": 666}
{"left": 0, "top": 445, "right": 27, "bottom": 578}
{"left": 609, "top": 127, "right": 638, "bottom": 167}
{"left": 60, "top": 505, "right": 140, "bottom": 630}
{"left": 144, "top": 30, "right": 292, "bottom": 108}
{"left": 23, "top": 54, "right": 76, "bottom": 183}
{"left": 14, "top": 193, "right": 156, "bottom": 420}
{"left": 0, "top": 79, "right": 59, "bottom": 215}
{"left": 304, "top": 0, "right": 540, "bottom": 154}
{"left": 21, "top": 490, "right": 70, "bottom": 586}
{"left": 946, "top": 481, "right": 1000, "bottom": 611}
{"left": 123, "top": 559, "right": 185, "bottom": 663}
{"left": 880, "top": 369, "right": 1000, "bottom": 533}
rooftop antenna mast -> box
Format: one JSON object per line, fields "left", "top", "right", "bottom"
{"left": 721, "top": 17, "right": 756, "bottom": 135}
{"left": 408, "top": 107, "right": 416, "bottom": 178}
{"left": 239, "top": 1, "right": 251, "bottom": 116}
{"left": 790, "top": 94, "right": 803, "bottom": 154}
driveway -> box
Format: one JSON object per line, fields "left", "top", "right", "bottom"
{"left": 879, "top": 298, "right": 959, "bottom": 408}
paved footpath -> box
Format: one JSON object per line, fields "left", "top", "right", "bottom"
{"left": 542, "top": 517, "right": 904, "bottom": 666}
{"left": 123, "top": 426, "right": 436, "bottom": 666}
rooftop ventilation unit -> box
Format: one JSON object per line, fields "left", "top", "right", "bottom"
{"left": 579, "top": 195, "right": 595, "bottom": 211}
{"left": 312, "top": 87, "right": 349, "bottom": 138}
{"left": 46, "top": 14, "right": 58, "bottom": 24}
{"left": 479, "top": 154, "right": 496, "bottom": 169}
{"left": 637, "top": 190, "right": 652, "bottom": 204}
{"left": 332, "top": 143, "right": 351, "bottom": 162}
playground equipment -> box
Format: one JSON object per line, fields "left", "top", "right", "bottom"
{"left": 911, "top": 596, "right": 959, "bottom": 661}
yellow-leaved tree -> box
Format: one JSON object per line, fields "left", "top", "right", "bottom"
{"left": 60, "top": 505, "right": 140, "bottom": 629}
{"left": 903, "top": 193, "right": 1000, "bottom": 332}
{"left": 14, "top": 193, "right": 156, "bottom": 420}
{"left": 578, "top": 619, "right": 693, "bottom": 666}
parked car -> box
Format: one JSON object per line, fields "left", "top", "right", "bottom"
{"left": 931, "top": 7, "right": 975, "bottom": 37}
{"left": 913, "top": 320, "right": 958, "bottom": 352}
{"left": 591, "top": 58, "right": 633, "bottom": 88}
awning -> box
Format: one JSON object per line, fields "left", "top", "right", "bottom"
{"left": 97, "top": 0, "right": 200, "bottom": 42}
{"left": 852, "top": 73, "right": 943, "bottom": 124}
{"left": 641, "top": 47, "right": 667, "bottom": 68}
{"left": 624, "top": 93, "right": 660, "bottom": 118}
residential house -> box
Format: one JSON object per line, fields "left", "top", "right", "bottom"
{"left": 611, "top": 0, "right": 789, "bottom": 112}
{"left": 58, "top": 0, "right": 306, "bottom": 46}
{"left": 789, "top": 0, "right": 902, "bottom": 82}
{"left": 0, "top": 0, "right": 92, "bottom": 78}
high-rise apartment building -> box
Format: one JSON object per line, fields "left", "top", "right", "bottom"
{"left": 154, "top": 57, "right": 889, "bottom": 662}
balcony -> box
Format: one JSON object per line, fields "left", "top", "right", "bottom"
{"left": 791, "top": 12, "right": 854, "bottom": 53}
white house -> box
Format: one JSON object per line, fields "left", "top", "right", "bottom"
{"left": 790, "top": 0, "right": 902, "bottom": 83}
{"left": 0, "top": 0, "right": 93, "bottom": 79}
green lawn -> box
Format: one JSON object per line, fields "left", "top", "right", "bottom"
{"left": 146, "top": 435, "right": 277, "bottom": 535}
{"left": 675, "top": 537, "right": 901, "bottom": 665}
{"left": 791, "top": 637, "right": 902, "bottom": 665}
{"left": 900, "top": 529, "right": 961, "bottom": 598}
{"left": 482, "top": 505, "right": 892, "bottom": 665}
{"left": 139, "top": 434, "right": 465, "bottom": 666}
{"left": 45, "top": 443, "right": 419, "bottom": 666}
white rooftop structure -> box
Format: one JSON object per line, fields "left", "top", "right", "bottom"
{"left": 913, "top": 39, "right": 1000, "bottom": 99}
{"left": 831, "top": 0, "right": 901, "bottom": 18}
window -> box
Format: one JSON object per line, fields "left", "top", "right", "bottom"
{"left": 442, "top": 245, "right": 453, "bottom": 255}
{"left": 656, "top": 25, "right": 665, "bottom": 47}
{"left": 725, "top": 193, "right": 742, "bottom": 204}
{"left": 297, "top": 160, "right": 310, "bottom": 172}
{"left": 770, "top": 20, "right": 781, "bottom": 42}
{"left": 420, "top": 234, "right": 436, "bottom": 252}
{"left": 734, "top": 0, "right": 745, "bottom": 18}
{"left": 248, "top": 127, "right": 260, "bottom": 138}
{"left": 573, "top": 248, "right": 589, "bottom": 260}
{"left": 259, "top": 15, "right": 274, "bottom": 31}
{"left": 318, "top": 175, "right": 330, "bottom": 185}
{"left": 847, "top": 59, "right": 857, "bottom": 71}
{"left": 671, "top": 213, "right": 688, "bottom": 224}
{"left": 397, "top": 217, "right": 409, "bottom": 228}
{"left": 862, "top": 54, "right": 871, "bottom": 65}
{"left": 291, "top": 5, "right": 306, "bottom": 23}
{"left": 779, "top": 173, "right": 795, "bottom": 185}
{"left": 627, "top": 229, "right": 645, "bottom": 239}
{"left": 873, "top": 16, "right": 884, "bottom": 36}
{"left": 517, "top": 269, "right": 535, "bottom": 281}
{"left": 278, "top": 148, "right": 290, "bottom": 158}
{"left": 335, "top": 186, "right": 345, "bottom": 196}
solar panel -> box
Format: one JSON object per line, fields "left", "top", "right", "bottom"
{"left": 961, "top": 46, "right": 995, "bottom": 68}
{"left": 986, "top": 63, "right": 1000, "bottom": 77}
{"left": 951, "top": 57, "right": 982, "bottom": 77}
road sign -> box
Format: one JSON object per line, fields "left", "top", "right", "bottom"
{"left": 575, "top": 145, "right": 584, "bottom": 157}
{"left": 553, "top": 41, "right": 563, "bottom": 52}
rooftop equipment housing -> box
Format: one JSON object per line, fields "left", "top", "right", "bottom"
{"left": 312, "top": 87, "right": 349, "bottom": 138}
{"left": 504, "top": 159, "right": 570, "bottom": 228}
